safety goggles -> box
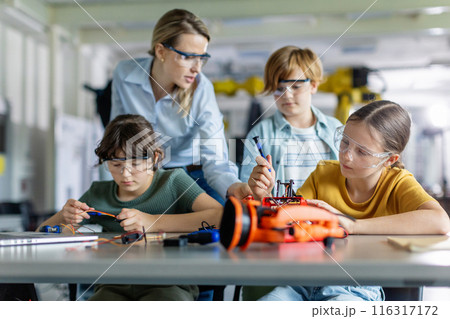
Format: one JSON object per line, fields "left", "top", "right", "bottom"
{"left": 163, "top": 43, "right": 210, "bottom": 68}
{"left": 334, "top": 126, "right": 391, "bottom": 168}
{"left": 103, "top": 156, "right": 151, "bottom": 175}
{"left": 273, "top": 79, "right": 310, "bottom": 96}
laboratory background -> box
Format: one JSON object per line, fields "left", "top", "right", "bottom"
{"left": 0, "top": 0, "right": 449, "bottom": 252}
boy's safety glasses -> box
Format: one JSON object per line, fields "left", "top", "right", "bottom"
{"left": 334, "top": 126, "right": 391, "bottom": 169}
{"left": 273, "top": 79, "right": 311, "bottom": 96}
{"left": 162, "top": 43, "right": 211, "bottom": 68}
{"left": 103, "top": 156, "right": 151, "bottom": 175}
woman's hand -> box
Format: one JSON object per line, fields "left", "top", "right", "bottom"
{"left": 247, "top": 155, "right": 276, "bottom": 201}
{"left": 117, "top": 208, "right": 156, "bottom": 232}
{"left": 60, "top": 199, "right": 92, "bottom": 225}
{"left": 306, "top": 199, "right": 356, "bottom": 234}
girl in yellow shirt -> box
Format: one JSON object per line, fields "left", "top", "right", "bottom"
{"left": 250, "top": 100, "right": 449, "bottom": 235}
{"left": 249, "top": 100, "right": 449, "bottom": 301}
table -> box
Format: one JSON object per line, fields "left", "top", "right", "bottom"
{"left": 0, "top": 235, "right": 449, "bottom": 287}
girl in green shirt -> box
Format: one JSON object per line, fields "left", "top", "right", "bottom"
{"left": 39, "top": 114, "right": 222, "bottom": 234}
{"left": 38, "top": 114, "right": 223, "bottom": 300}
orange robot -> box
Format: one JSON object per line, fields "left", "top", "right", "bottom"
{"left": 219, "top": 185, "right": 347, "bottom": 251}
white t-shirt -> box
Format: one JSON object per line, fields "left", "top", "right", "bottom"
{"left": 282, "top": 125, "right": 332, "bottom": 194}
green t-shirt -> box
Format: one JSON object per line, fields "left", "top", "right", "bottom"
{"left": 79, "top": 168, "right": 204, "bottom": 232}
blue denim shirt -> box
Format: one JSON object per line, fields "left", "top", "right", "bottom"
{"left": 240, "top": 106, "right": 341, "bottom": 194}
{"left": 111, "top": 57, "right": 240, "bottom": 199}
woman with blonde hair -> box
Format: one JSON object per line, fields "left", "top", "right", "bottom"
{"left": 111, "top": 9, "right": 250, "bottom": 205}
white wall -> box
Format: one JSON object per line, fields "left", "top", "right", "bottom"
{"left": 0, "top": 7, "right": 103, "bottom": 212}
{"left": 0, "top": 19, "right": 52, "bottom": 209}
{"left": 380, "top": 66, "right": 450, "bottom": 195}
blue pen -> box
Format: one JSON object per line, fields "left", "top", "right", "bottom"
{"left": 252, "top": 136, "right": 271, "bottom": 172}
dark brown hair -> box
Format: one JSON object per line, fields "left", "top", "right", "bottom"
{"left": 347, "top": 100, "right": 411, "bottom": 169}
{"left": 263, "top": 46, "right": 323, "bottom": 94}
{"left": 148, "top": 9, "right": 210, "bottom": 116}
{"left": 95, "top": 114, "right": 163, "bottom": 171}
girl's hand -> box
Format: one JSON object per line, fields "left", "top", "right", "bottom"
{"left": 60, "top": 199, "right": 92, "bottom": 224}
{"left": 248, "top": 155, "right": 276, "bottom": 201}
{"left": 117, "top": 208, "right": 155, "bottom": 232}
{"left": 227, "top": 182, "right": 252, "bottom": 200}
{"left": 306, "top": 199, "right": 356, "bottom": 234}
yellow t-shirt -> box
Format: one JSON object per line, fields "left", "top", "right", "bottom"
{"left": 296, "top": 160, "right": 436, "bottom": 219}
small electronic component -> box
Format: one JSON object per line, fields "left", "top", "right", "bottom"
{"left": 163, "top": 236, "right": 188, "bottom": 247}
{"left": 187, "top": 229, "right": 219, "bottom": 245}
{"left": 39, "top": 225, "right": 62, "bottom": 233}
{"left": 121, "top": 232, "right": 142, "bottom": 244}
{"left": 120, "top": 228, "right": 147, "bottom": 245}
{"left": 163, "top": 222, "right": 219, "bottom": 246}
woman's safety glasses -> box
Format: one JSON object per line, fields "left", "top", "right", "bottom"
{"left": 163, "top": 43, "right": 210, "bottom": 68}
{"left": 103, "top": 156, "right": 151, "bottom": 175}
{"left": 273, "top": 79, "right": 310, "bottom": 97}
{"left": 334, "top": 126, "right": 391, "bottom": 168}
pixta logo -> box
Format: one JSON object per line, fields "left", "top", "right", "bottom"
{"left": 125, "top": 128, "right": 172, "bottom": 173}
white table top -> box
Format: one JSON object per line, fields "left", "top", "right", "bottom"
{"left": 1, "top": 234, "right": 449, "bottom": 286}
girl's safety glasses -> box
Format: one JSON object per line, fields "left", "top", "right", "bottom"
{"left": 103, "top": 156, "right": 151, "bottom": 175}
{"left": 334, "top": 126, "right": 391, "bottom": 169}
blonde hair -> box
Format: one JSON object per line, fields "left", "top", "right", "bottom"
{"left": 263, "top": 46, "right": 323, "bottom": 95}
{"left": 148, "top": 9, "right": 210, "bottom": 117}
{"left": 347, "top": 100, "right": 411, "bottom": 169}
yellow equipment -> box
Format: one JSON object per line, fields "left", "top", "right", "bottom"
{"left": 213, "top": 76, "right": 264, "bottom": 97}
{"left": 0, "top": 154, "right": 4, "bottom": 175}
{"left": 212, "top": 67, "right": 381, "bottom": 125}
{"left": 319, "top": 67, "right": 381, "bottom": 123}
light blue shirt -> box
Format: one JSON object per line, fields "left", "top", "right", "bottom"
{"left": 239, "top": 106, "right": 341, "bottom": 195}
{"left": 111, "top": 57, "right": 240, "bottom": 199}
{"left": 284, "top": 125, "right": 333, "bottom": 189}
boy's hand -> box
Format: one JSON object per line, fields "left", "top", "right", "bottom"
{"left": 248, "top": 154, "right": 276, "bottom": 201}
{"left": 61, "top": 199, "right": 92, "bottom": 224}
{"left": 117, "top": 208, "right": 155, "bottom": 232}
